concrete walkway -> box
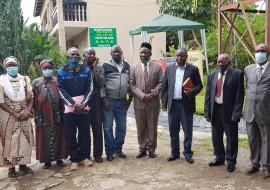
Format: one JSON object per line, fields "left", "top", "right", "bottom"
{"left": 0, "top": 116, "right": 268, "bottom": 190}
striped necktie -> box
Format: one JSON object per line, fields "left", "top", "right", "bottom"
{"left": 256, "top": 67, "right": 263, "bottom": 81}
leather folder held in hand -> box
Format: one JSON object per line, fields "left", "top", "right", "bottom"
{"left": 182, "top": 77, "right": 193, "bottom": 89}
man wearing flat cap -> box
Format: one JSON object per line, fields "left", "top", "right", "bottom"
{"left": 130, "top": 42, "right": 163, "bottom": 158}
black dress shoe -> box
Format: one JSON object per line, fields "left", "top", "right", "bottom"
{"left": 167, "top": 155, "right": 180, "bottom": 161}
{"left": 43, "top": 162, "right": 52, "bottom": 169}
{"left": 227, "top": 163, "right": 235, "bottom": 172}
{"left": 148, "top": 151, "right": 156, "bottom": 158}
{"left": 8, "top": 167, "right": 17, "bottom": 178}
{"left": 56, "top": 160, "right": 65, "bottom": 167}
{"left": 246, "top": 166, "right": 259, "bottom": 175}
{"left": 106, "top": 155, "right": 114, "bottom": 161}
{"left": 115, "top": 152, "right": 127, "bottom": 158}
{"left": 95, "top": 157, "right": 103, "bottom": 163}
{"left": 208, "top": 159, "right": 225, "bottom": 167}
{"left": 136, "top": 151, "right": 147, "bottom": 158}
{"left": 186, "top": 157, "right": 194, "bottom": 164}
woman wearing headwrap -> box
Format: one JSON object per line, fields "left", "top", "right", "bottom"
{"left": 0, "top": 56, "right": 34, "bottom": 178}
{"left": 32, "top": 60, "right": 68, "bottom": 169}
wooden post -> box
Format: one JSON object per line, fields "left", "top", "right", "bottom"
{"left": 266, "top": 0, "right": 270, "bottom": 45}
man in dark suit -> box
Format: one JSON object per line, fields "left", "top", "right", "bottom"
{"left": 161, "top": 48, "right": 203, "bottom": 164}
{"left": 244, "top": 44, "right": 270, "bottom": 179}
{"left": 204, "top": 53, "right": 244, "bottom": 172}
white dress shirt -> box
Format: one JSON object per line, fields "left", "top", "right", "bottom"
{"left": 173, "top": 64, "right": 185, "bottom": 99}
{"left": 141, "top": 61, "right": 150, "bottom": 74}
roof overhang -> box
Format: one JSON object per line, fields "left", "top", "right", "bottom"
{"left": 33, "top": 0, "right": 44, "bottom": 17}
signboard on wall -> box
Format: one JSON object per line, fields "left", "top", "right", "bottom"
{"left": 89, "top": 28, "right": 117, "bottom": 48}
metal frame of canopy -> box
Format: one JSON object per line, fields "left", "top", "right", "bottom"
{"left": 129, "top": 14, "right": 209, "bottom": 74}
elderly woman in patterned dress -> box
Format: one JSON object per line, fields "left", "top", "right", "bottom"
{"left": 32, "top": 60, "right": 68, "bottom": 169}
{"left": 0, "top": 56, "right": 34, "bottom": 178}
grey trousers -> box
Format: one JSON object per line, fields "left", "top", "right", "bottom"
{"left": 246, "top": 120, "right": 270, "bottom": 170}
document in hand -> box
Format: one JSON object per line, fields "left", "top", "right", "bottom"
{"left": 182, "top": 77, "right": 193, "bottom": 89}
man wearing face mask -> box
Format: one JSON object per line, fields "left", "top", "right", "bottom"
{"left": 244, "top": 44, "right": 270, "bottom": 179}
{"left": 204, "top": 54, "right": 244, "bottom": 172}
{"left": 57, "top": 47, "right": 93, "bottom": 171}
{"left": 130, "top": 42, "right": 163, "bottom": 158}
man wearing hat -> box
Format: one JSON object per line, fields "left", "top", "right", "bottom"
{"left": 130, "top": 42, "right": 163, "bottom": 158}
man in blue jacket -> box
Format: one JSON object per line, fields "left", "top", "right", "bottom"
{"left": 57, "top": 47, "right": 93, "bottom": 171}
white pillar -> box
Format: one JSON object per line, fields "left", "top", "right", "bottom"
{"left": 201, "top": 29, "right": 209, "bottom": 74}
{"left": 141, "top": 31, "right": 147, "bottom": 42}
{"left": 178, "top": 30, "right": 184, "bottom": 48}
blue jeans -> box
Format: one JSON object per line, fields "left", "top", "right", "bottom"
{"left": 103, "top": 98, "right": 127, "bottom": 155}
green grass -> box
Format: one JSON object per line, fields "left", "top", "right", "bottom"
{"left": 198, "top": 137, "right": 249, "bottom": 152}
{"left": 195, "top": 75, "right": 207, "bottom": 115}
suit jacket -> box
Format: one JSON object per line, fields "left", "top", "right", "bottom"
{"left": 130, "top": 61, "right": 163, "bottom": 111}
{"left": 243, "top": 63, "right": 270, "bottom": 124}
{"left": 204, "top": 67, "right": 244, "bottom": 122}
{"left": 161, "top": 63, "right": 203, "bottom": 113}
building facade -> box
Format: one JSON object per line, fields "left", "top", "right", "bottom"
{"left": 34, "top": 0, "right": 166, "bottom": 63}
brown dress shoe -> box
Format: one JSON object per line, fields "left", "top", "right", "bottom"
{"left": 261, "top": 170, "right": 270, "bottom": 179}
{"left": 246, "top": 166, "right": 259, "bottom": 175}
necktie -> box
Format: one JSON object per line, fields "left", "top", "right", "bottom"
{"left": 144, "top": 63, "right": 148, "bottom": 82}
{"left": 216, "top": 74, "right": 223, "bottom": 97}
{"left": 256, "top": 67, "right": 263, "bottom": 81}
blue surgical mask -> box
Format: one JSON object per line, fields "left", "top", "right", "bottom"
{"left": 6, "top": 66, "right": 18, "bottom": 77}
{"left": 42, "top": 69, "right": 53, "bottom": 78}
{"left": 255, "top": 52, "right": 268, "bottom": 65}
{"left": 67, "top": 58, "right": 80, "bottom": 68}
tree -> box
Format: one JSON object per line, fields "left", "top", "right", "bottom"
{"left": 160, "top": 0, "right": 216, "bottom": 50}
{"left": 0, "top": 0, "right": 65, "bottom": 78}
{"left": 0, "top": 0, "right": 23, "bottom": 63}
{"left": 20, "top": 23, "right": 65, "bottom": 79}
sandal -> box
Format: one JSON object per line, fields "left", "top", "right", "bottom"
{"left": 8, "top": 167, "right": 17, "bottom": 178}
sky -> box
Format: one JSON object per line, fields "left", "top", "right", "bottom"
{"left": 21, "top": 0, "right": 40, "bottom": 25}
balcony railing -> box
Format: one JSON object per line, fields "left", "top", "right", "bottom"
{"left": 63, "top": 2, "right": 87, "bottom": 22}
{"left": 51, "top": 7, "right": 58, "bottom": 28}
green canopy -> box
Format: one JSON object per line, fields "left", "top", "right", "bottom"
{"left": 129, "top": 14, "right": 206, "bottom": 35}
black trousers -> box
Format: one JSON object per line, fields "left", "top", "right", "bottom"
{"left": 89, "top": 96, "right": 103, "bottom": 159}
{"left": 63, "top": 113, "right": 90, "bottom": 163}
{"left": 168, "top": 100, "right": 193, "bottom": 159}
{"left": 212, "top": 103, "right": 238, "bottom": 164}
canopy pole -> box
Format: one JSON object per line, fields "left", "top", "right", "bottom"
{"left": 141, "top": 31, "right": 147, "bottom": 42}
{"left": 178, "top": 30, "right": 184, "bottom": 48}
{"left": 130, "top": 35, "right": 134, "bottom": 64}
{"left": 201, "top": 29, "right": 209, "bottom": 74}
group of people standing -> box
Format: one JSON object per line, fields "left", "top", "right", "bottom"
{"left": 0, "top": 42, "right": 270, "bottom": 180}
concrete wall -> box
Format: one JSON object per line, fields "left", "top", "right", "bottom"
{"left": 85, "top": 0, "right": 166, "bottom": 65}
{"left": 66, "top": 29, "right": 88, "bottom": 51}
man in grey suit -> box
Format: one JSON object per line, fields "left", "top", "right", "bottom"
{"left": 244, "top": 43, "right": 270, "bottom": 179}
{"left": 161, "top": 48, "right": 203, "bottom": 164}
{"left": 130, "top": 42, "right": 163, "bottom": 158}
